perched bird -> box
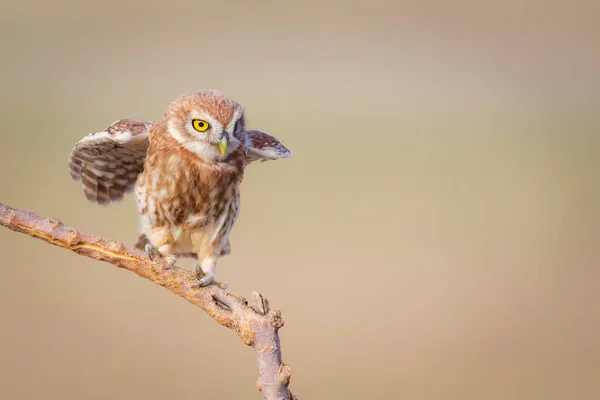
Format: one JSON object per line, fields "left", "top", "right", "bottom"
{"left": 68, "top": 90, "right": 292, "bottom": 287}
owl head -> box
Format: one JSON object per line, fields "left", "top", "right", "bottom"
{"left": 163, "top": 90, "right": 246, "bottom": 161}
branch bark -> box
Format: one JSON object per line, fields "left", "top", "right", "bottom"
{"left": 0, "top": 201, "right": 296, "bottom": 400}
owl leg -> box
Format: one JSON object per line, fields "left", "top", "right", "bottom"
{"left": 189, "top": 231, "right": 228, "bottom": 288}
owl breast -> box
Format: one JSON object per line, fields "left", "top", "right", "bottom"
{"left": 135, "top": 142, "right": 245, "bottom": 256}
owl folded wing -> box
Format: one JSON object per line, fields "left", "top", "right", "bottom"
{"left": 68, "top": 119, "right": 153, "bottom": 205}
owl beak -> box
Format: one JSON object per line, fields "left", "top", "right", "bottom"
{"left": 217, "top": 135, "right": 229, "bottom": 155}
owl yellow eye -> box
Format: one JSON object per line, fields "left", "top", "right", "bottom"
{"left": 192, "top": 119, "right": 210, "bottom": 132}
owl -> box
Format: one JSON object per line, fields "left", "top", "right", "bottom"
{"left": 68, "top": 90, "right": 292, "bottom": 287}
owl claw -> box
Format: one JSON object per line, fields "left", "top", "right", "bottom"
{"left": 164, "top": 256, "right": 177, "bottom": 270}
{"left": 192, "top": 264, "right": 213, "bottom": 286}
{"left": 193, "top": 264, "right": 204, "bottom": 279}
{"left": 192, "top": 275, "right": 215, "bottom": 288}
{"left": 192, "top": 276, "right": 228, "bottom": 289}
{"left": 145, "top": 243, "right": 177, "bottom": 270}
{"left": 144, "top": 243, "right": 157, "bottom": 259}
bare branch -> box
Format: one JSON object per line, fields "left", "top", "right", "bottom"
{"left": 0, "top": 201, "right": 297, "bottom": 400}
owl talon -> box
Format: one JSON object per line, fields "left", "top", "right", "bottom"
{"left": 192, "top": 264, "right": 210, "bottom": 287}
{"left": 144, "top": 243, "right": 157, "bottom": 259}
{"left": 192, "top": 275, "right": 215, "bottom": 288}
{"left": 193, "top": 264, "right": 204, "bottom": 279}
{"left": 164, "top": 256, "right": 177, "bottom": 270}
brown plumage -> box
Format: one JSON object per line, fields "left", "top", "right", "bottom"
{"left": 68, "top": 90, "right": 292, "bottom": 286}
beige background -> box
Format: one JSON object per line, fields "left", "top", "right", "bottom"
{"left": 1, "top": 1, "right": 599, "bottom": 399}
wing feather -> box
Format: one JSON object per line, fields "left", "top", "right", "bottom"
{"left": 245, "top": 130, "right": 292, "bottom": 164}
{"left": 68, "top": 119, "right": 152, "bottom": 205}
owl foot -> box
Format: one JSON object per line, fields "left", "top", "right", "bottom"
{"left": 192, "top": 264, "right": 228, "bottom": 289}
{"left": 144, "top": 243, "right": 177, "bottom": 270}
{"left": 193, "top": 275, "right": 215, "bottom": 287}
{"left": 192, "top": 264, "right": 213, "bottom": 287}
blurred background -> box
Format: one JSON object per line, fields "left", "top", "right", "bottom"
{"left": 0, "top": 0, "right": 599, "bottom": 398}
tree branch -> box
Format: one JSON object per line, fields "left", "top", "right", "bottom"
{"left": 0, "top": 201, "right": 296, "bottom": 400}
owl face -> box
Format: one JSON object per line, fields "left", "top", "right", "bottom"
{"left": 165, "top": 91, "right": 246, "bottom": 161}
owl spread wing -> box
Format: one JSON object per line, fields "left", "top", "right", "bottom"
{"left": 245, "top": 130, "right": 293, "bottom": 164}
{"left": 69, "top": 122, "right": 291, "bottom": 205}
{"left": 68, "top": 119, "right": 153, "bottom": 205}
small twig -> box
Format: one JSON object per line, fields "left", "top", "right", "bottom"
{"left": 0, "top": 201, "right": 297, "bottom": 400}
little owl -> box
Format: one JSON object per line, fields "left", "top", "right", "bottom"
{"left": 68, "top": 90, "right": 292, "bottom": 287}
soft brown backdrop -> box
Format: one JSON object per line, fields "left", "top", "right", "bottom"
{"left": 1, "top": 1, "right": 599, "bottom": 399}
